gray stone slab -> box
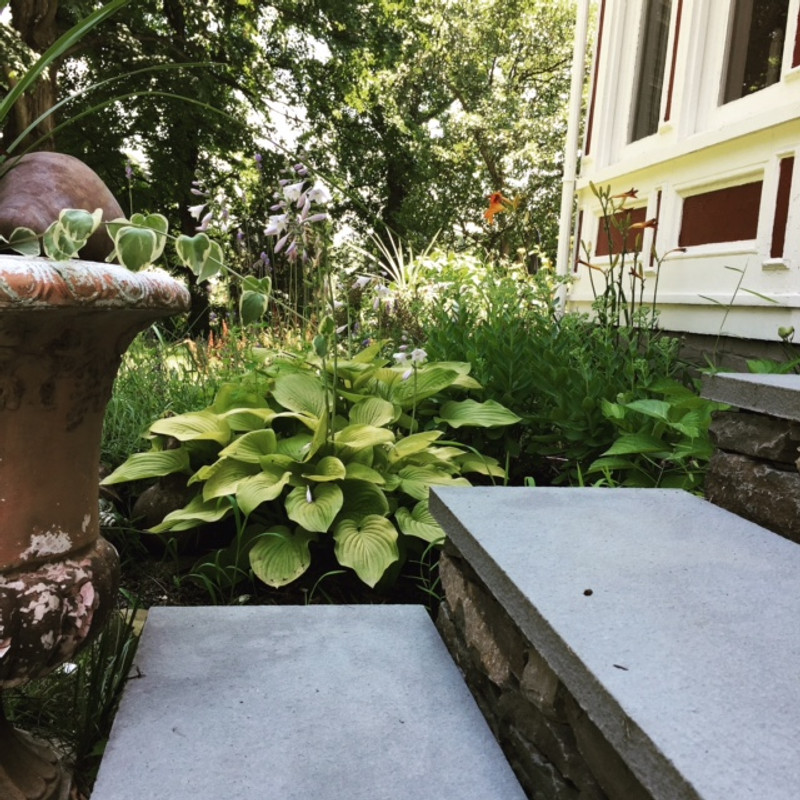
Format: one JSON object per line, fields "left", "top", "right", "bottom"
{"left": 430, "top": 486, "right": 800, "bottom": 800}
{"left": 91, "top": 604, "right": 526, "bottom": 800}
{"left": 702, "top": 372, "right": 800, "bottom": 420}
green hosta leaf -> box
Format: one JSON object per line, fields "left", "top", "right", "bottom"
{"left": 4, "top": 226, "right": 41, "bottom": 256}
{"left": 150, "top": 411, "right": 231, "bottom": 445}
{"left": 334, "top": 423, "right": 395, "bottom": 450}
{"left": 349, "top": 396, "right": 398, "bottom": 427}
{"left": 236, "top": 471, "right": 293, "bottom": 516}
{"left": 249, "top": 526, "right": 314, "bottom": 587}
{"left": 339, "top": 480, "right": 390, "bottom": 522}
{"left": 388, "top": 366, "right": 459, "bottom": 408}
{"left": 395, "top": 500, "right": 446, "bottom": 544}
{"left": 272, "top": 372, "right": 328, "bottom": 418}
{"left": 333, "top": 515, "right": 399, "bottom": 587}
{"left": 455, "top": 452, "right": 505, "bottom": 477}
{"left": 437, "top": 399, "right": 521, "bottom": 429}
{"left": 100, "top": 448, "right": 190, "bottom": 485}
{"left": 200, "top": 459, "right": 260, "bottom": 500}
{"left": 603, "top": 433, "right": 669, "bottom": 456}
{"left": 286, "top": 483, "right": 343, "bottom": 532}
{"left": 111, "top": 225, "right": 159, "bottom": 271}
{"left": 396, "top": 466, "right": 471, "bottom": 500}
{"left": 302, "top": 456, "right": 346, "bottom": 482}
{"left": 222, "top": 407, "right": 278, "bottom": 432}
{"left": 277, "top": 432, "right": 314, "bottom": 460}
{"left": 220, "top": 429, "right": 278, "bottom": 462}
{"left": 389, "top": 431, "right": 443, "bottom": 462}
{"left": 150, "top": 494, "right": 231, "bottom": 533}
{"left": 345, "top": 462, "right": 385, "bottom": 484}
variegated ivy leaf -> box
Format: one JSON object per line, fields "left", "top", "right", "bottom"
{"left": 333, "top": 515, "right": 399, "bottom": 587}
{"left": 3, "top": 226, "right": 41, "bottom": 256}
{"left": 395, "top": 500, "right": 446, "bottom": 544}
{"left": 110, "top": 225, "right": 159, "bottom": 271}
{"left": 249, "top": 526, "right": 315, "bottom": 587}
{"left": 285, "top": 483, "right": 343, "bottom": 533}
{"left": 100, "top": 448, "right": 190, "bottom": 485}
{"left": 128, "top": 212, "right": 168, "bottom": 260}
{"left": 176, "top": 233, "right": 223, "bottom": 281}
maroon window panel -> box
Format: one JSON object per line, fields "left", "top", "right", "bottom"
{"left": 595, "top": 206, "right": 647, "bottom": 256}
{"left": 679, "top": 181, "right": 763, "bottom": 247}
{"left": 771, "top": 157, "right": 794, "bottom": 258}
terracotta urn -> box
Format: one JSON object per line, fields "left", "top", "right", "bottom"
{"left": 0, "top": 254, "right": 189, "bottom": 799}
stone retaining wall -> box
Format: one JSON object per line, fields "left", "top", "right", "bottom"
{"left": 702, "top": 374, "right": 800, "bottom": 544}
{"left": 436, "top": 549, "right": 653, "bottom": 800}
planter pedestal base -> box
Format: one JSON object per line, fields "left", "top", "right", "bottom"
{"left": 0, "top": 704, "right": 70, "bottom": 800}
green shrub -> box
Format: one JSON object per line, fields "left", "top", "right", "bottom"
{"left": 102, "top": 344, "right": 518, "bottom": 590}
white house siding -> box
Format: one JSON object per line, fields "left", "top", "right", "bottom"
{"left": 567, "top": 0, "right": 800, "bottom": 342}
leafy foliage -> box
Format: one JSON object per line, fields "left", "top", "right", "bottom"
{"left": 102, "top": 345, "right": 518, "bottom": 588}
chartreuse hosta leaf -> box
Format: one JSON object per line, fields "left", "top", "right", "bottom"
{"left": 349, "top": 396, "right": 398, "bottom": 427}
{"left": 345, "top": 462, "right": 386, "bottom": 484}
{"left": 249, "top": 526, "right": 315, "bottom": 587}
{"left": 334, "top": 423, "right": 395, "bottom": 451}
{"left": 389, "top": 431, "right": 443, "bottom": 462}
{"left": 198, "top": 459, "right": 260, "bottom": 501}
{"left": 150, "top": 410, "right": 231, "bottom": 445}
{"left": 150, "top": 494, "right": 231, "bottom": 533}
{"left": 236, "top": 471, "right": 293, "bottom": 516}
{"left": 396, "top": 466, "right": 471, "bottom": 501}
{"left": 286, "top": 483, "right": 344, "bottom": 532}
{"left": 100, "top": 448, "right": 190, "bottom": 485}
{"left": 437, "top": 399, "right": 521, "bottom": 428}
{"left": 333, "top": 515, "right": 399, "bottom": 587}
{"left": 395, "top": 500, "right": 446, "bottom": 544}
{"left": 455, "top": 452, "right": 505, "bottom": 477}
{"left": 272, "top": 371, "right": 328, "bottom": 418}
{"left": 221, "top": 407, "right": 278, "bottom": 432}
{"left": 339, "top": 480, "right": 390, "bottom": 521}
{"left": 388, "top": 366, "right": 459, "bottom": 408}
{"left": 302, "top": 456, "right": 346, "bottom": 482}
{"left": 219, "top": 429, "right": 278, "bottom": 463}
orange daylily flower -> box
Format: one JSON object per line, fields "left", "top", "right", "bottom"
{"left": 612, "top": 188, "right": 639, "bottom": 199}
{"left": 484, "top": 192, "right": 513, "bottom": 224}
{"left": 630, "top": 217, "right": 658, "bottom": 230}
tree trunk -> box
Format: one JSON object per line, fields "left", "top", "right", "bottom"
{"left": 5, "top": 0, "right": 59, "bottom": 152}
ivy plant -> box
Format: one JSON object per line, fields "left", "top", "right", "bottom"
{"left": 102, "top": 344, "right": 520, "bottom": 588}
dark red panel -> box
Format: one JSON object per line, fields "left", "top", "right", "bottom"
{"left": 771, "top": 157, "right": 794, "bottom": 258}
{"left": 585, "top": 0, "right": 606, "bottom": 157}
{"left": 595, "top": 206, "right": 647, "bottom": 256}
{"left": 664, "top": 0, "right": 683, "bottom": 121}
{"left": 794, "top": 7, "right": 800, "bottom": 67}
{"left": 679, "top": 182, "right": 763, "bottom": 247}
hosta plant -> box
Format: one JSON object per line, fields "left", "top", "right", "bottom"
{"left": 102, "top": 343, "right": 520, "bottom": 588}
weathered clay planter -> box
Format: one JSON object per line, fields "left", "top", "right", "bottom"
{"left": 0, "top": 254, "right": 189, "bottom": 799}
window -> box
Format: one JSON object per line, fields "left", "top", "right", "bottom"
{"left": 630, "top": 0, "right": 672, "bottom": 142}
{"left": 723, "top": 0, "right": 790, "bottom": 103}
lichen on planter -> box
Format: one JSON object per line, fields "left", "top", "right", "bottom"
{"left": 0, "top": 253, "right": 189, "bottom": 798}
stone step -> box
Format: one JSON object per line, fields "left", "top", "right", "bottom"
{"left": 430, "top": 486, "right": 800, "bottom": 800}
{"left": 91, "top": 605, "right": 526, "bottom": 800}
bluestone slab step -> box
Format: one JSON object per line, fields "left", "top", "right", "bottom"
{"left": 91, "top": 604, "right": 526, "bottom": 800}
{"left": 430, "top": 486, "right": 800, "bottom": 800}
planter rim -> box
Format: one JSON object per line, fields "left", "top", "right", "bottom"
{"left": 0, "top": 254, "right": 190, "bottom": 312}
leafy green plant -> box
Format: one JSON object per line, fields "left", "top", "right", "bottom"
{"left": 585, "top": 378, "right": 725, "bottom": 492}
{"left": 101, "top": 343, "right": 519, "bottom": 589}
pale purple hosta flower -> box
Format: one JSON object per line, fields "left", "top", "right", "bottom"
{"left": 306, "top": 485, "right": 313, "bottom": 503}
{"left": 196, "top": 212, "right": 213, "bottom": 232}
{"left": 274, "top": 232, "right": 291, "bottom": 253}
{"left": 410, "top": 348, "right": 427, "bottom": 364}
{"left": 282, "top": 181, "right": 305, "bottom": 204}
{"left": 264, "top": 214, "right": 289, "bottom": 237}
{"left": 125, "top": 163, "right": 133, "bottom": 181}
{"left": 294, "top": 163, "right": 309, "bottom": 177}
{"left": 305, "top": 213, "right": 328, "bottom": 224}
{"left": 393, "top": 351, "right": 409, "bottom": 365}
{"left": 307, "top": 184, "right": 331, "bottom": 204}
{"left": 188, "top": 203, "right": 207, "bottom": 220}
{"left": 353, "top": 275, "right": 372, "bottom": 290}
